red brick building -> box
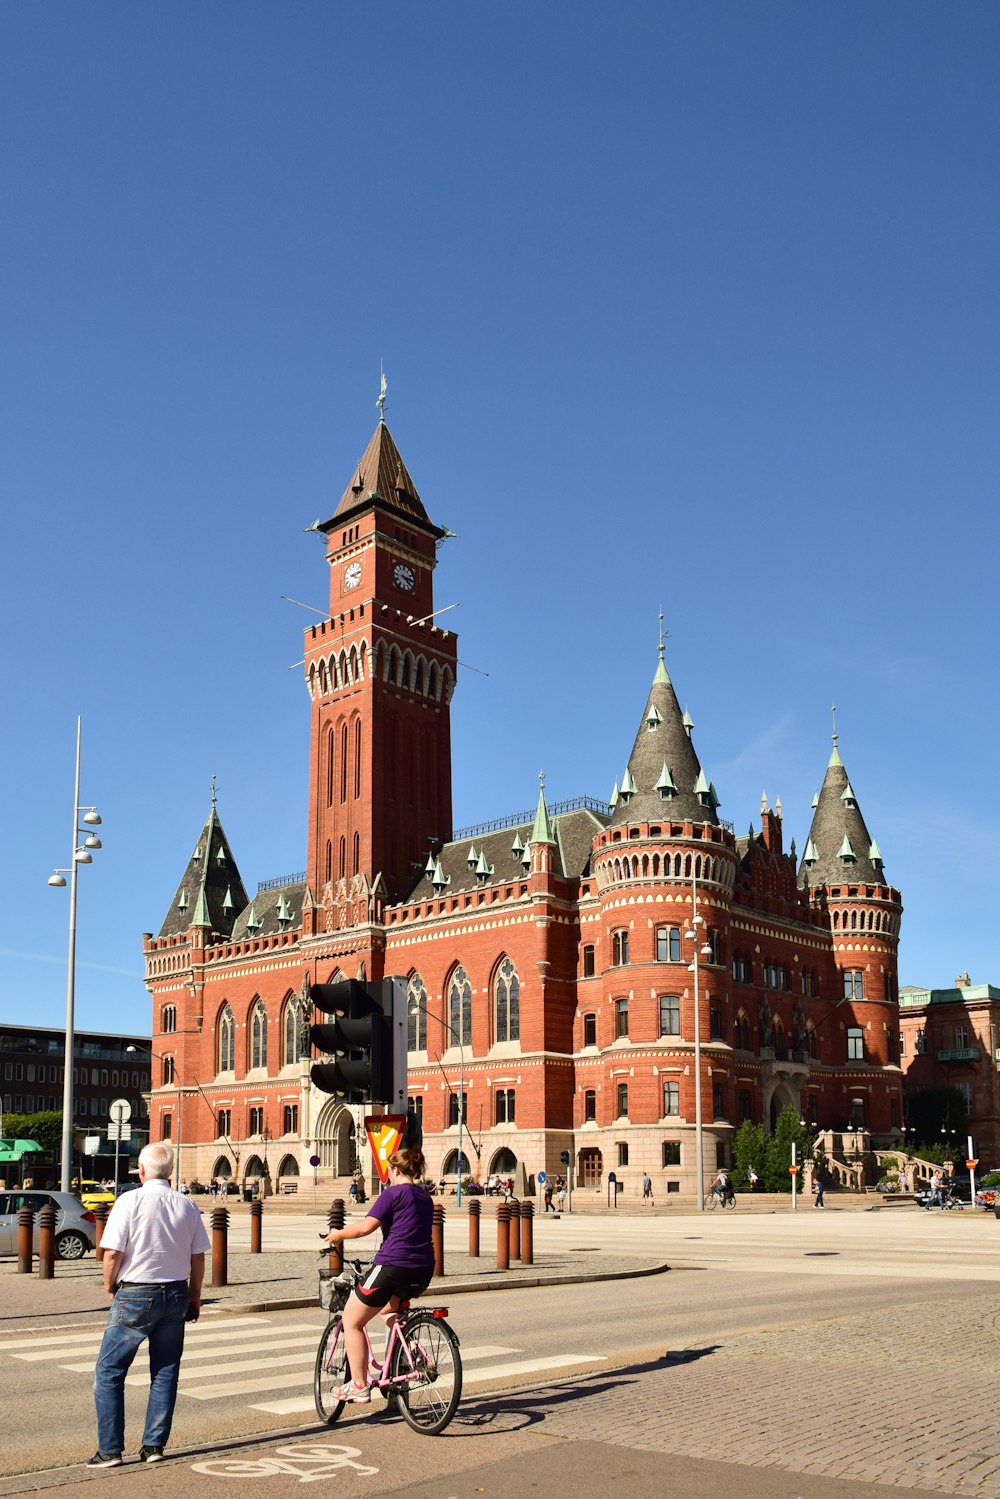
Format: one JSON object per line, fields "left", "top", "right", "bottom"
{"left": 143, "top": 415, "right": 905, "bottom": 1196}
{"left": 899, "top": 975, "right": 1000, "bottom": 1166}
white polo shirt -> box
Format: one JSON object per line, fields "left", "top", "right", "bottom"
{"left": 101, "top": 1178, "right": 211, "bottom": 1284}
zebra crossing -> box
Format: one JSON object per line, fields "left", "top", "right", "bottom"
{"left": 0, "top": 1313, "right": 603, "bottom": 1412}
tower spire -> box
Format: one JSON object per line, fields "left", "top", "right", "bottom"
{"left": 376, "top": 361, "right": 387, "bottom": 424}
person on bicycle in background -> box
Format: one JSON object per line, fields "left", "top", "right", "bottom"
{"left": 710, "top": 1168, "right": 734, "bottom": 1205}
{"left": 324, "top": 1147, "right": 434, "bottom": 1403}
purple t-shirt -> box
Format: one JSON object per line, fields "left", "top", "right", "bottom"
{"left": 369, "top": 1182, "right": 434, "bottom": 1269}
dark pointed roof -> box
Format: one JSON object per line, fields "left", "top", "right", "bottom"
{"left": 406, "top": 805, "right": 607, "bottom": 900}
{"left": 607, "top": 650, "right": 718, "bottom": 828}
{"left": 798, "top": 738, "right": 885, "bottom": 887}
{"left": 320, "top": 421, "right": 443, "bottom": 536}
{"left": 157, "top": 804, "right": 250, "bottom": 940}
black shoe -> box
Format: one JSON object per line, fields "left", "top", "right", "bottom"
{"left": 87, "top": 1452, "right": 123, "bottom": 1468}
{"left": 139, "top": 1446, "right": 165, "bottom": 1463}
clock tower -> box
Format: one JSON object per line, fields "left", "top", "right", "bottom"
{"left": 303, "top": 418, "right": 457, "bottom": 912}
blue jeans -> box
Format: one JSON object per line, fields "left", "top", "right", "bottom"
{"left": 94, "top": 1281, "right": 188, "bottom": 1455}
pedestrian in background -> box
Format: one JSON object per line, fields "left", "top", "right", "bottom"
{"left": 642, "top": 1172, "right": 653, "bottom": 1204}
{"left": 90, "top": 1142, "right": 211, "bottom": 1468}
{"left": 813, "top": 1170, "right": 826, "bottom": 1209}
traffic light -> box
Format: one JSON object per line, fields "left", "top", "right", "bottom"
{"left": 560, "top": 1150, "right": 571, "bottom": 1165}
{"left": 309, "top": 979, "right": 393, "bottom": 1104}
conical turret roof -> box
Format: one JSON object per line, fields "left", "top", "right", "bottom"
{"left": 607, "top": 648, "right": 718, "bottom": 828}
{"left": 157, "top": 798, "right": 249, "bottom": 939}
{"left": 798, "top": 734, "right": 885, "bottom": 887}
{"left": 321, "top": 420, "right": 442, "bottom": 534}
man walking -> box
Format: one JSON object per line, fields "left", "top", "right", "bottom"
{"left": 90, "top": 1142, "right": 211, "bottom": 1467}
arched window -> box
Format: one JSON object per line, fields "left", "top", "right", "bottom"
{"left": 250, "top": 1000, "right": 268, "bottom": 1070}
{"left": 493, "top": 956, "right": 520, "bottom": 1043}
{"left": 218, "top": 1005, "right": 235, "bottom": 1073}
{"left": 325, "top": 840, "right": 332, "bottom": 884}
{"left": 354, "top": 719, "right": 362, "bottom": 799}
{"left": 448, "top": 964, "right": 472, "bottom": 1048}
{"left": 283, "top": 999, "right": 304, "bottom": 1067}
{"left": 407, "top": 972, "right": 428, "bottom": 1051}
{"left": 339, "top": 836, "right": 346, "bottom": 879}
{"left": 340, "top": 721, "right": 348, "bottom": 802}
{"left": 326, "top": 725, "right": 335, "bottom": 807}
{"left": 352, "top": 831, "right": 360, "bottom": 875}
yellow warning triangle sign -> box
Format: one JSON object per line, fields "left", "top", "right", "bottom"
{"left": 365, "top": 1114, "right": 406, "bottom": 1183}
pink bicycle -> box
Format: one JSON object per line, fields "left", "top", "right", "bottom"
{"left": 314, "top": 1258, "right": 462, "bottom": 1435}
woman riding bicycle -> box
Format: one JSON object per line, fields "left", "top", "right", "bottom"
{"left": 324, "top": 1147, "right": 434, "bottom": 1404}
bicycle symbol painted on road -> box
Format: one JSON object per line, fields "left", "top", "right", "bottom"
{"left": 191, "top": 1440, "right": 379, "bottom": 1483}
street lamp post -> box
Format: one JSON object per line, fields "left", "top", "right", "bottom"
{"left": 48, "top": 716, "right": 104, "bottom": 1193}
{"left": 409, "top": 998, "right": 465, "bottom": 1208}
{"left": 684, "top": 869, "right": 712, "bottom": 1212}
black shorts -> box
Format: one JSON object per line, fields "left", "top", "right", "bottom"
{"left": 352, "top": 1262, "right": 431, "bottom": 1310}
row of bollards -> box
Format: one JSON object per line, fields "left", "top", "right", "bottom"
{"left": 17, "top": 1204, "right": 57, "bottom": 1278}
{"left": 430, "top": 1198, "right": 533, "bottom": 1278}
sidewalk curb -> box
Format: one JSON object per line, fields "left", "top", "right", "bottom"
{"left": 205, "top": 1258, "right": 673, "bottom": 1315}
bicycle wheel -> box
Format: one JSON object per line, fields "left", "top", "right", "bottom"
{"left": 390, "top": 1312, "right": 462, "bottom": 1435}
{"left": 725, "top": 1194, "right": 737, "bottom": 1210}
{"left": 704, "top": 1192, "right": 717, "bottom": 1210}
{"left": 314, "top": 1318, "right": 350, "bottom": 1424}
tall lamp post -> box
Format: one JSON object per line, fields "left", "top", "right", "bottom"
{"left": 48, "top": 716, "right": 104, "bottom": 1193}
{"left": 684, "top": 871, "right": 712, "bottom": 1212}
{"left": 409, "top": 997, "right": 466, "bottom": 1207}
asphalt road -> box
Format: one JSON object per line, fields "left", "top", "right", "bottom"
{"left": 1, "top": 1207, "right": 997, "bottom": 1497}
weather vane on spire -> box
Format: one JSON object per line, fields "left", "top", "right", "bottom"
{"left": 831, "top": 703, "right": 838, "bottom": 747}
{"left": 210, "top": 772, "right": 218, "bottom": 810}
{"left": 376, "top": 362, "right": 387, "bottom": 423}
{"left": 658, "top": 609, "right": 669, "bottom": 660}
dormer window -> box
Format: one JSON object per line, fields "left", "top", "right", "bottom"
{"left": 838, "top": 835, "right": 856, "bottom": 861}
{"left": 655, "top": 762, "right": 676, "bottom": 800}
{"left": 466, "top": 844, "right": 478, "bottom": 869}
{"left": 645, "top": 704, "right": 662, "bottom": 731}
{"left": 619, "top": 768, "right": 636, "bottom": 805}
{"left": 693, "top": 770, "right": 712, "bottom": 808}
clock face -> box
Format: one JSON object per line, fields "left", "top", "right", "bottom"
{"left": 344, "top": 562, "right": 362, "bottom": 590}
{"left": 394, "top": 563, "right": 415, "bottom": 592}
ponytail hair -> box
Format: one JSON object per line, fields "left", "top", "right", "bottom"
{"left": 388, "top": 1147, "right": 426, "bottom": 1181}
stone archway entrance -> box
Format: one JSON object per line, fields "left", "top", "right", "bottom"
{"left": 765, "top": 1076, "right": 805, "bottom": 1133}
{"left": 314, "top": 1100, "right": 357, "bottom": 1175}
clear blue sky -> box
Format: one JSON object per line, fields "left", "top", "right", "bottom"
{"left": 2, "top": 4, "right": 997, "bottom": 1035}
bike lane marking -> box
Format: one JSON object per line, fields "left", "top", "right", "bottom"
{"left": 190, "top": 1440, "right": 379, "bottom": 1483}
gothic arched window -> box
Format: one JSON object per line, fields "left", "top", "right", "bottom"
{"left": 218, "top": 1005, "right": 235, "bottom": 1073}
{"left": 250, "top": 1000, "right": 268, "bottom": 1070}
{"left": 493, "top": 956, "right": 520, "bottom": 1043}
{"left": 448, "top": 964, "right": 472, "bottom": 1049}
{"left": 407, "top": 972, "right": 428, "bottom": 1052}
{"left": 283, "top": 999, "right": 304, "bottom": 1067}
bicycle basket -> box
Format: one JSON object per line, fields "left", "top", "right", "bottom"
{"left": 318, "top": 1270, "right": 353, "bottom": 1313}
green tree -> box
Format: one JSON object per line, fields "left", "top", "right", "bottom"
{"left": 0, "top": 1110, "right": 62, "bottom": 1153}
{"left": 764, "top": 1106, "right": 813, "bottom": 1192}
{"left": 731, "top": 1120, "right": 767, "bottom": 1189}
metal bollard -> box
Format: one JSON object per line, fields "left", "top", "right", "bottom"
{"left": 211, "top": 1207, "right": 229, "bottom": 1287}
{"left": 17, "top": 1206, "right": 34, "bottom": 1274}
{"left": 496, "top": 1202, "right": 510, "bottom": 1271}
{"left": 92, "top": 1202, "right": 109, "bottom": 1260}
{"left": 250, "top": 1199, "right": 263, "bottom": 1254}
{"left": 432, "top": 1203, "right": 445, "bottom": 1278}
{"left": 468, "top": 1199, "right": 480, "bottom": 1258}
{"left": 508, "top": 1198, "right": 521, "bottom": 1262}
{"left": 520, "top": 1200, "right": 534, "bottom": 1266}
{"left": 37, "top": 1203, "right": 56, "bottom": 1280}
{"left": 327, "top": 1199, "right": 345, "bottom": 1275}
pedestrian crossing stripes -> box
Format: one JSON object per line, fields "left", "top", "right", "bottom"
{"left": 0, "top": 1316, "right": 603, "bottom": 1411}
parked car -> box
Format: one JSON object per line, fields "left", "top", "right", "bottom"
{"left": 0, "top": 1189, "right": 96, "bottom": 1259}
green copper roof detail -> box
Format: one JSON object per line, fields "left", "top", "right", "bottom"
{"left": 276, "top": 895, "right": 291, "bottom": 923}
{"left": 709, "top": 780, "right": 721, "bottom": 809}
{"left": 811, "top": 790, "right": 819, "bottom": 809}
{"left": 511, "top": 833, "right": 523, "bottom": 855}
{"left": 222, "top": 886, "right": 234, "bottom": 912}
{"left": 424, "top": 851, "right": 436, "bottom": 877}
{"left": 682, "top": 708, "right": 694, "bottom": 734}
{"left": 838, "top": 834, "right": 855, "bottom": 860}
{"left": 609, "top": 781, "right": 620, "bottom": 808}
{"left": 646, "top": 703, "right": 662, "bottom": 729}
{"left": 869, "top": 839, "right": 883, "bottom": 862}
{"left": 475, "top": 850, "right": 493, "bottom": 877}
{"left": 177, "top": 888, "right": 189, "bottom": 911}
{"left": 191, "top": 888, "right": 212, "bottom": 928}
{"left": 655, "top": 762, "right": 676, "bottom": 794}
{"left": 521, "top": 842, "right": 531, "bottom": 867}
{"left": 693, "top": 769, "right": 710, "bottom": 795}
{"left": 530, "top": 779, "right": 556, "bottom": 844}
{"left": 841, "top": 782, "right": 857, "bottom": 805}
{"left": 620, "top": 767, "right": 637, "bottom": 797}
{"left": 432, "top": 858, "right": 449, "bottom": 890}
{"left": 466, "top": 843, "right": 478, "bottom": 867}
{"left": 653, "top": 655, "right": 670, "bottom": 685}
{"left": 245, "top": 902, "right": 261, "bottom": 933}
{"left": 804, "top": 837, "right": 818, "bottom": 863}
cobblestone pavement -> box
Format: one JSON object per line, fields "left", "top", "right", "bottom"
{"left": 453, "top": 1292, "right": 1000, "bottom": 1495}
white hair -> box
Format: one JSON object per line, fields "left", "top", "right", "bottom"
{"left": 139, "top": 1142, "right": 174, "bottom": 1180}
